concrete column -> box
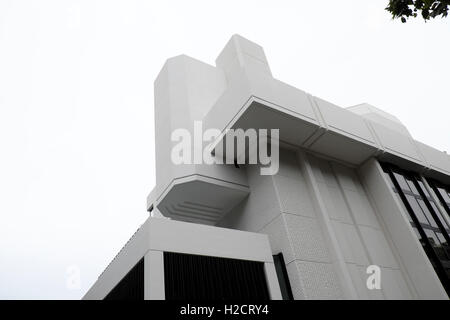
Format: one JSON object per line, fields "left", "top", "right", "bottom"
{"left": 144, "top": 250, "right": 165, "bottom": 300}
{"left": 264, "top": 262, "right": 283, "bottom": 300}
{"left": 358, "top": 159, "right": 448, "bottom": 299}
{"left": 297, "top": 150, "right": 358, "bottom": 299}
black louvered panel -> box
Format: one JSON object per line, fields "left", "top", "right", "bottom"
{"left": 163, "top": 252, "right": 270, "bottom": 300}
{"left": 104, "top": 258, "right": 144, "bottom": 300}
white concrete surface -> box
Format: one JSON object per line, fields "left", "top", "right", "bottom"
{"left": 87, "top": 34, "right": 450, "bottom": 300}
{"left": 83, "top": 217, "right": 281, "bottom": 300}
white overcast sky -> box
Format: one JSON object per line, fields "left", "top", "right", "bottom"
{"left": 0, "top": 0, "right": 449, "bottom": 299}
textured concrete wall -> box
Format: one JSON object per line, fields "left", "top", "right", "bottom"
{"left": 307, "top": 154, "right": 413, "bottom": 299}
{"left": 219, "top": 148, "right": 345, "bottom": 299}
{"left": 218, "top": 147, "right": 437, "bottom": 299}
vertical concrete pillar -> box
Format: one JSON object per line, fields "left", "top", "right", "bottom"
{"left": 297, "top": 150, "right": 358, "bottom": 299}
{"left": 144, "top": 250, "right": 165, "bottom": 300}
{"left": 264, "top": 262, "right": 283, "bottom": 300}
{"left": 358, "top": 159, "right": 447, "bottom": 299}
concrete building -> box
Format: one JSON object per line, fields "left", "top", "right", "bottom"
{"left": 84, "top": 35, "right": 450, "bottom": 300}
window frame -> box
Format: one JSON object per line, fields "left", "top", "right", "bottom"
{"left": 428, "top": 179, "right": 450, "bottom": 218}
{"left": 381, "top": 163, "right": 450, "bottom": 295}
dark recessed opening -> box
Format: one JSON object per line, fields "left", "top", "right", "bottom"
{"left": 164, "top": 252, "right": 270, "bottom": 300}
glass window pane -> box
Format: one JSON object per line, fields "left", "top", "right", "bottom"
{"left": 438, "top": 187, "right": 450, "bottom": 204}
{"left": 430, "top": 202, "right": 450, "bottom": 230}
{"left": 417, "top": 199, "right": 438, "bottom": 228}
{"left": 406, "top": 195, "right": 430, "bottom": 225}
{"left": 406, "top": 178, "right": 419, "bottom": 195}
{"left": 417, "top": 180, "right": 430, "bottom": 197}
{"left": 436, "top": 233, "right": 448, "bottom": 246}
{"left": 434, "top": 232, "right": 450, "bottom": 260}
{"left": 424, "top": 229, "right": 450, "bottom": 261}
{"left": 394, "top": 172, "right": 410, "bottom": 191}
{"left": 425, "top": 229, "right": 439, "bottom": 245}
{"left": 395, "top": 193, "right": 412, "bottom": 221}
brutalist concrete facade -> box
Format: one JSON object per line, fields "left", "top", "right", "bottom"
{"left": 84, "top": 35, "right": 450, "bottom": 300}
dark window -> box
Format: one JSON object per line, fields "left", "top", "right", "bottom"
{"left": 428, "top": 179, "right": 450, "bottom": 220}
{"left": 164, "top": 252, "right": 270, "bottom": 300}
{"left": 104, "top": 258, "right": 144, "bottom": 300}
{"left": 381, "top": 163, "right": 450, "bottom": 294}
{"left": 273, "top": 253, "right": 293, "bottom": 300}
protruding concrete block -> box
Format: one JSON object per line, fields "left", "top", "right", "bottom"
{"left": 216, "top": 34, "right": 272, "bottom": 79}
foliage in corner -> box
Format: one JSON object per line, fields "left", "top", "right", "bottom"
{"left": 386, "top": 0, "right": 449, "bottom": 22}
